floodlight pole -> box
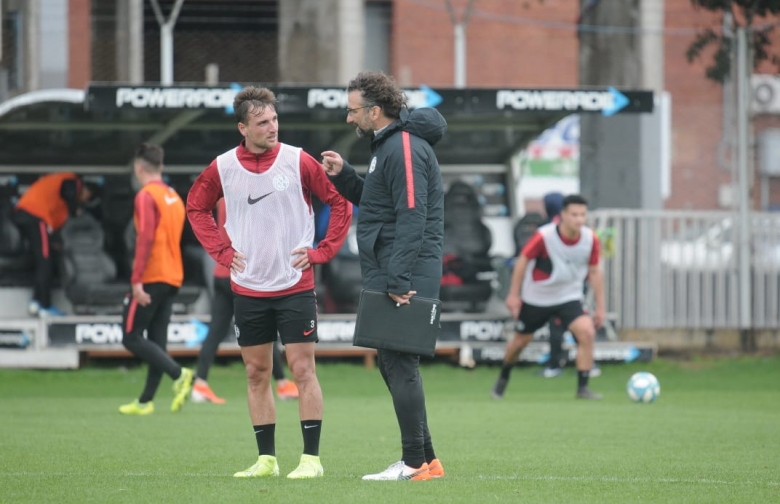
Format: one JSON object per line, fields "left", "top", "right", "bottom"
{"left": 735, "top": 26, "right": 751, "bottom": 332}
{"left": 149, "top": 0, "right": 185, "bottom": 86}
{"left": 129, "top": 0, "right": 144, "bottom": 83}
{"left": 24, "top": 0, "right": 40, "bottom": 91}
{"left": 445, "top": 0, "right": 476, "bottom": 89}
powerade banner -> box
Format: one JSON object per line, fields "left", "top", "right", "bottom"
{"left": 315, "top": 318, "right": 510, "bottom": 343}
{"left": 48, "top": 320, "right": 216, "bottom": 347}
{"left": 495, "top": 88, "right": 633, "bottom": 116}
{"left": 0, "top": 330, "right": 31, "bottom": 349}
{"left": 471, "top": 342, "right": 654, "bottom": 364}
{"left": 45, "top": 318, "right": 653, "bottom": 363}
{"left": 46, "top": 318, "right": 510, "bottom": 346}
{"left": 46, "top": 317, "right": 607, "bottom": 346}
{"left": 86, "top": 85, "right": 653, "bottom": 116}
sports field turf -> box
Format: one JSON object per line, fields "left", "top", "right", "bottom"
{"left": 1, "top": 355, "right": 778, "bottom": 503}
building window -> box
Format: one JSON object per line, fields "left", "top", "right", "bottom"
{"left": 1, "top": 10, "right": 23, "bottom": 92}
{"left": 365, "top": 1, "right": 390, "bottom": 73}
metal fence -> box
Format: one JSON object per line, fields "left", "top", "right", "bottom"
{"left": 590, "top": 209, "right": 780, "bottom": 330}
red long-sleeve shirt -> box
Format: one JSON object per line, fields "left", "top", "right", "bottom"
{"left": 187, "top": 142, "right": 352, "bottom": 297}
{"left": 131, "top": 190, "right": 160, "bottom": 284}
{"left": 212, "top": 198, "right": 231, "bottom": 279}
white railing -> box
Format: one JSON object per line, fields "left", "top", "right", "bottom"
{"left": 590, "top": 210, "right": 780, "bottom": 329}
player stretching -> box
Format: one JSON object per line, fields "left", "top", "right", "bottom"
{"left": 492, "top": 194, "right": 605, "bottom": 400}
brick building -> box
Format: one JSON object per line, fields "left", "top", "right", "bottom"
{"left": 2, "top": 0, "right": 778, "bottom": 210}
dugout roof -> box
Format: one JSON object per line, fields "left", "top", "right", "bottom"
{"left": 0, "top": 84, "right": 653, "bottom": 172}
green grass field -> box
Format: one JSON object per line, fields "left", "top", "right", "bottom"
{"left": 1, "top": 356, "right": 779, "bottom": 503}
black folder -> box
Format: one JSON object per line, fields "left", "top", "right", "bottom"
{"left": 353, "top": 289, "right": 442, "bottom": 357}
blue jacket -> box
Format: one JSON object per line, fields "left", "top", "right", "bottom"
{"left": 328, "top": 107, "right": 447, "bottom": 298}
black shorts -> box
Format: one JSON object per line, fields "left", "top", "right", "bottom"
{"left": 233, "top": 290, "right": 318, "bottom": 347}
{"left": 515, "top": 300, "right": 585, "bottom": 335}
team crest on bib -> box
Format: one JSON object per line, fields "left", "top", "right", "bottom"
{"left": 368, "top": 157, "right": 377, "bottom": 174}
{"left": 273, "top": 174, "right": 290, "bottom": 191}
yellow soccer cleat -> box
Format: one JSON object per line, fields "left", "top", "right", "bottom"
{"left": 118, "top": 400, "right": 154, "bottom": 416}
{"left": 172, "top": 367, "right": 194, "bottom": 394}
{"left": 171, "top": 368, "right": 194, "bottom": 412}
{"left": 286, "top": 454, "right": 324, "bottom": 479}
{"left": 233, "top": 455, "right": 280, "bottom": 478}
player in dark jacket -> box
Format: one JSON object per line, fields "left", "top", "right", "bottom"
{"left": 321, "top": 71, "right": 446, "bottom": 481}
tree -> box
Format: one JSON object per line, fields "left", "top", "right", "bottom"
{"left": 686, "top": 0, "right": 780, "bottom": 83}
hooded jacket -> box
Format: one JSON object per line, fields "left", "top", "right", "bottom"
{"left": 328, "top": 107, "right": 447, "bottom": 298}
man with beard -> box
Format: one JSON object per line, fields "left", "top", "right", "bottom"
{"left": 321, "top": 71, "right": 447, "bottom": 481}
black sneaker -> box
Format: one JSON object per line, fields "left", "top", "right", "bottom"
{"left": 576, "top": 387, "right": 604, "bottom": 400}
{"left": 491, "top": 377, "right": 508, "bottom": 399}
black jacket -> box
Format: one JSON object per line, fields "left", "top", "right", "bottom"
{"left": 329, "top": 107, "right": 447, "bottom": 298}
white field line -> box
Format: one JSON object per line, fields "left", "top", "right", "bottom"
{"left": 478, "top": 474, "right": 780, "bottom": 486}
{"left": 0, "top": 472, "right": 778, "bottom": 487}
{"left": 0, "top": 472, "right": 225, "bottom": 478}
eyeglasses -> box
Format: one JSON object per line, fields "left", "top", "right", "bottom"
{"left": 346, "top": 105, "right": 374, "bottom": 116}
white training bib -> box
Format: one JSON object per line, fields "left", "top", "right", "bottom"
{"left": 217, "top": 144, "right": 314, "bottom": 292}
{"left": 522, "top": 223, "right": 594, "bottom": 306}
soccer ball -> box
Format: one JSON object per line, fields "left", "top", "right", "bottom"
{"left": 626, "top": 372, "right": 660, "bottom": 403}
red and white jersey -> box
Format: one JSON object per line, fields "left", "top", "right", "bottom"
{"left": 217, "top": 143, "right": 315, "bottom": 291}
{"left": 521, "top": 223, "right": 598, "bottom": 306}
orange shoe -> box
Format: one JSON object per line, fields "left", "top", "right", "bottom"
{"left": 428, "top": 458, "right": 445, "bottom": 478}
{"left": 409, "top": 462, "right": 432, "bottom": 481}
{"left": 191, "top": 381, "right": 226, "bottom": 404}
{"left": 276, "top": 380, "right": 299, "bottom": 400}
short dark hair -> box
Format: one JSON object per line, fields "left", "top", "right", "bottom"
{"left": 135, "top": 143, "right": 164, "bottom": 171}
{"left": 234, "top": 86, "right": 276, "bottom": 124}
{"left": 347, "top": 71, "right": 407, "bottom": 119}
{"left": 563, "top": 194, "right": 588, "bottom": 208}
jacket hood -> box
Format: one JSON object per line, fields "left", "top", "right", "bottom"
{"left": 401, "top": 107, "right": 447, "bottom": 146}
{"left": 375, "top": 107, "right": 447, "bottom": 147}
{"left": 543, "top": 192, "right": 564, "bottom": 220}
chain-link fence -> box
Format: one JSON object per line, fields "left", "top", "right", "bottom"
{"left": 91, "top": 0, "right": 278, "bottom": 84}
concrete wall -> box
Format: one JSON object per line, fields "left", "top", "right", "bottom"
{"left": 622, "top": 329, "right": 780, "bottom": 353}
{"left": 278, "top": 0, "right": 364, "bottom": 85}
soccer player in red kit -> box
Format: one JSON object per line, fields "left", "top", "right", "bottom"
{"left": 191, "top": 198, "right": 300, "bottom": 404}
{"left": 187, "top": 86, "right": 351, "bottom": 479}
{"left": 118, "top": 143, "right": 194, "bottom": 415}
{"left": 492, "top": 194, "right": 605, "bottom": 400}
